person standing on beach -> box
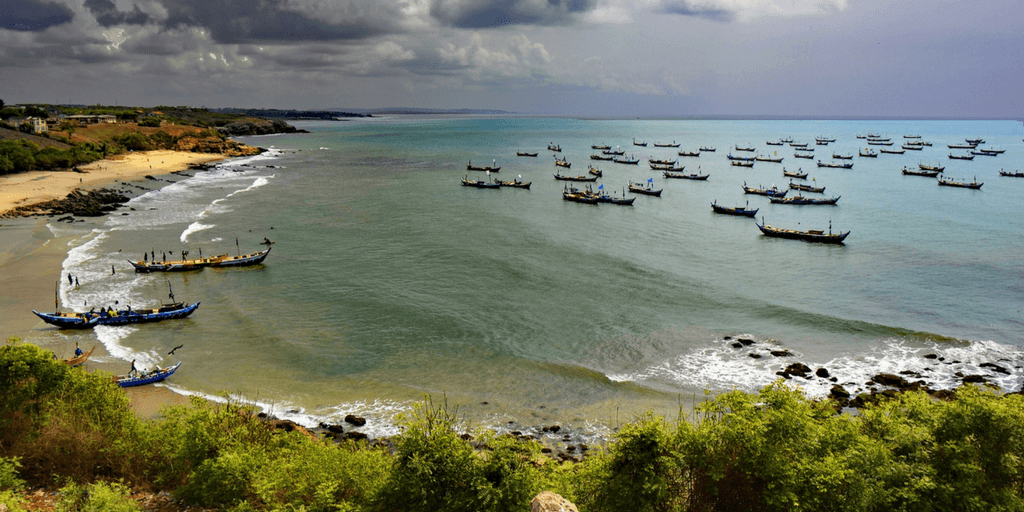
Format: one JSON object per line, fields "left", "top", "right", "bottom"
{"left": 129, "top": 359, "right": 137, "bottom": 377}
{"left": 111, "top": 264, "right": 115, "bottom": 275}
{"left": 75, "top": 277, "right": 79, "bottom": 287}
{"left": 68, "top": 273, "right": 73, "bottom": 285}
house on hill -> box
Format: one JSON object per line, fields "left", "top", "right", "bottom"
{"left": 64, "top": 114, "right": 117, "bottom": 125}
{"left": 7, "top": 116, "right": 48, "bottom": 134}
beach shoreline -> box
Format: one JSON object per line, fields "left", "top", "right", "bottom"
{"left": 1, "top": 150, "right": 230, "bottom": 418}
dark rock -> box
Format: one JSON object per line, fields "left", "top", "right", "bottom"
{"left": 736, "top": 336, "right": 756, "bottom": 346}
{"left": 815, "top": 367, "right": 830, "bottom": 378}
{"left": 460, "top": 433, "right": 473, "bottom": 441}
{"left": 541, "top": 447, "right": 552, "bottom": 454}
{"left": 829, "top": 377, "right": 838, "bottom": 382}
{"left": 980, "top": 362, "right": 1010, "bottom": 375}
{"left": 546, "top": 425, "right": 561, "bottom": 433}
{"left": 829, "top": 384, "right": 850, "bottom": 400}
{"left": 346, "top": 432, "right": 368, "bottom": 441}
{"left": 962, "top": 374, "right": 988, "bottom": 384}
{"left": 731, "top": 342, "right": 743, "bottom": 349}
{"left": 871, "top": 373, "right": 909, "bottom": 388}
{"left": 511, "top": 431, "right": 522, "bottom": 437}
{"left": 924, "top": 353, "right": 939, "bottom": 359}
{"left": 326, "top": 424, "right": 344, "bottom": 435}
{"left": 344, "top": 414, "right": 367, "bottom": 427}
{"left": 776, "top": 371, "right": 791, "bottom": 380}
{"left": 782, "top": 362, "right": 812, "bottom": 378}
{"left": 748, "top": 353, "right": 762, "bottom": 359}
{"left": 770, "top": 350, "right": 793, "bottom": 357}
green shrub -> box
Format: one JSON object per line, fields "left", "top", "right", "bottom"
{"left": 0, "top": 457, "right": 26, "bottom": 491}
{"left": 55, "top": 480, "right": 141, "bottom": 512}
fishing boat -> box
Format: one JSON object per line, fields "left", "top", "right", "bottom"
{"left": 817, "top": 161, "right": 853, "bottom": 169}
{"left": 547, "top": 143, "right": 561, "bottom": 152}
{"left": 756, "top": 219, "right": 849, "bottom": 244}
{"left": 755, "top": 155, "right": 783, "bottom": 163}
{"left": 602, "top": 147, "right": 625, "bottom": 156}
{"left": 495, "top": 176, "right": 532, "bottom": 189}
{"left": 742, "top": 182, "right": 786, "bottom": 197}
{"left": 832, "top": 153, "right": 853, "bottom": 160}
{"left": 948, "top": 153, "right": 974, "bottom": 160}
{"left": 859, "top": 149, "right": 878, "bottom": 157}
{"left": 970, "top": 150, "right": 999, "bottom": 157}
{"left": 711, "top": 200, "right": 758, "bottom": 217}
{"left": 590, "top": 185, "right": 636, "bottom": 205}
{"left": 591, "top": 144, "right": 611, "bottom": 150}
{"left": 516, "top": 151, "right": 538, "bottom": 157}
{"left": 938, "top": 176, "right": 983, "bottom": 189}
{"left": 879, "top": 148, "right": 905, "bottom": 155}
{"left": 561, "top": 186, "right": 598, "bottom": 204}
{"left": 783, "top": 168, "right": 808, "bottom": 179}
{"left": 901, "top": 145, "right": 923, "bottom": 151}
{"left": 731, "top": 160, "right": 755, "bottom": 168}
{"left": 902, "top": 166, "right": 940, "bottom": 177}
{"left": 767, "top": 141, "right": 784, "bottom": 146}
{"left": 461, "top": 176, "right": 501, "bottom": 188}
{"left": 664, "top": 170, "right": 709, "bottom": 180}
{"left": 34, "top": 301, "right": 200, "bottom": 329}
{"left": 633, "top": 138, "right": 648, "bottom": 147}
{"left": 734, "top": 145, "right": 756, "bottom": 152}
{"left": 948, "top": 143, "right": 976, "bottom": 149}
{"left": 678, "top": 150, "right": 701, "bottom": 157}
{"left": 588, "top": 165, "right": 603, "bottom": 177}
{"left": 700, "top": 146, "right": 716, "bottom": 152}
{"left": 999, "top": 169, "right": 1024, "bottom": 178}
{"left": 128, "top": 247, "right": 272, "bottom": 273}
{"left": 867, "top": 141, "right": 894, "bottom": 146}
{"left": 919, "top": 163, "right": 945, "bottom": 172}
{"left": 591, "top": 153, "right": 614, "bottom": 160}
{"left": 467, "top": 160, "right": 500, "bottom": 172}
{"left": 727, "top": 154, "right": 755, "bottom": 161}
{"left": 628, "top": 181, "right": 663, "bottom": 196}
{"left": 977, "top": 148, "right": 1005, "bottom": 154}
{"left": 653, "top": 141, "right": 680, "bottom": 147}
{"left": 789, "top": 180, "right": 825, "bottom": 193}
{"left": 789, "top": 142, "right": 808, "bottom": 148}
{"left": 794, "top": 152, "right": 814, "bottom": 160}
{"left": 116, "top": 362, "right": 181, "bottom": 388}
{"left": 554, "top": 156, "right": 571, "bottom": 168}
{"left": 769, "top": 194, "right": 840, "bottom": 205}
{"left": 815, "top": 137, "right": 836, "bottom": 143}
{"left": 965, "top": 138, "right": 985, "bottom": 145}
{"left": 64, "top": 345, "right": 96, "bottom": 367}
{"left": 650, "top": 162, "right": 682, "bottom": 171}
{"left": 553, "top": 172, "right": 598, "bottom": 182}
{"left": 613, "top": 155, "right": 640, "bottom": 165}
{"left": 904, "top": 134, "right": 921, "bottom": 139}
{"left": 649, "top": 157, "right": 678, "bottom": 166}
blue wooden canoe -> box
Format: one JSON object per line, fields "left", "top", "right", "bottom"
{"left": 33, "top": 302, "right": 200, "bottom": 329}
{"left": 116, "top": 362, "right": 181, "bottom": 387}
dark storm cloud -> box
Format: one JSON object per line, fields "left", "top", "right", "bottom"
{"left": 1, "top": 0, "right": 75, "bottom": 31}
{"left": 156, "top": 0, "right": 390, "bottom": 43}
{"left": 84, "top": 0, "right": 152, "bottom": 26}
{"left": 429, "top": 0, "right": 597, "bottom": 28}
{"left": 657, "top": 1, "right": 735, "bottom": 22}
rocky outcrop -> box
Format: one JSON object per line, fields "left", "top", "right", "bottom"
{"left": 531, "top": 491, "right": 578, "bottom": 512}
{"left": 2, "top": 188, "right": 130, "bottom": 218}
{"left": 216, "top": 119, "right": 308, "bottom": 137}
{"left": 174, "top": 136, "right": 262, "bottom": 157}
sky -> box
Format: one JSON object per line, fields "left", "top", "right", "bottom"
{"left": 2, "top": 0, "right": 1023, "bottom": 117}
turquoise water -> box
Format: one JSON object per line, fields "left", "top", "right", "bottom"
{"left": 33, "top": 117, "right": 1024, "bottom": 439}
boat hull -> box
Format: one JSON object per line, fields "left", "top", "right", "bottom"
{"left": 33, "top": 302, "right": 200, "bottom": 329}
{"left": 116, "top": 362, "right": 181, "bottom": 387}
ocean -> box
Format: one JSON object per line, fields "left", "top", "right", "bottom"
{"left": 30, "top": 117, "right": 1024, "bottom": 442}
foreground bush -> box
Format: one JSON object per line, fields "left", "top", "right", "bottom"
{"left": 3, "top": 337, "right": 1023, "bottom": 511}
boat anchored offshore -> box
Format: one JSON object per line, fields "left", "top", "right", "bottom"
{"left": 711, "top": 200, "right": 758, "bottom": 217}
{"left": 756, "top": 218, "right": 849, "bottom": 244}
{"left": 129, "top": 247, "right": 271, "bottom": 273}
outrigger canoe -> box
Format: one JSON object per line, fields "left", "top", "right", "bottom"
{"left": 33, "top": 302, "right": 200, "bottom": 329}
{"left": 115, "top": 362, "right": 181, "bottom": 388}
{"left": 128, "top": 247, "right": 271, "bottom": 273}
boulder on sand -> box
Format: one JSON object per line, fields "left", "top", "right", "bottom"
{"left": 531, "top": 491, "right": 578, "bottom": 512}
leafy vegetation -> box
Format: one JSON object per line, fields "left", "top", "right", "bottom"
{"left": 2, "top": 336, "right": 1023, "bottom": 511}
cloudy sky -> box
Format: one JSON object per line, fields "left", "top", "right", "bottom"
{"left": 2, "top": 0, "right": 1022, "bottom": 117}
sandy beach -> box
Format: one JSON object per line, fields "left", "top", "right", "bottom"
{"left": 1, "top": 150, "right": 225, "bottom": 418}
{"left": 0, "top": 150, "right": 226, "bottom": 218}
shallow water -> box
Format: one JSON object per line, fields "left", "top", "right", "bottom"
{"left": 29, "top": 117, "right": 1024, "bottom": 439}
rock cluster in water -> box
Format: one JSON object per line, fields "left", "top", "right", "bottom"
{"left": 2, "top": 188, "right": 130, "bottom": 219}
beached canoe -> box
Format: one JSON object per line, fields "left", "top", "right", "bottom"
{"left": 33, "top": 302, "right": 200, "bottom": 329}
{"left": 64, "top": 345, "right": 96, "bottom": 367}
{"left": 115, "top": 362, "right": 181, "bottom": 388}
